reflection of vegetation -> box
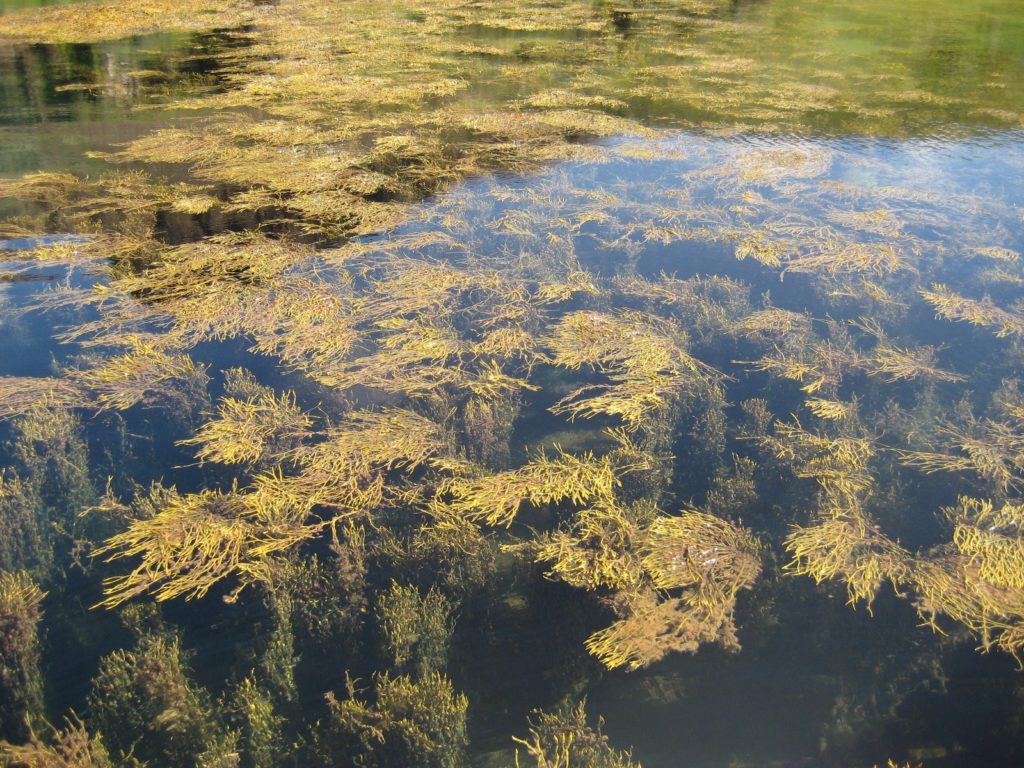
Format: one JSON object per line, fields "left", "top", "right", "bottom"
{"left": 4, "top": 0, "right": 1021, "bottom": 237}
{"left": 0, "top": 0, "right": 253, "bottom": 44}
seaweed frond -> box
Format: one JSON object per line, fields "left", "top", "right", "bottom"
{"left": 180, "top": 390, "right": 311, "bottom": 465}
{"left": 546, "top": 310, "right": 719, "bottom": 429}
{"left": 920, "top": 284, "right": 1024, "bottom": 338}
{"left": 443, "top": 449, "right": 619, "bottom": 527}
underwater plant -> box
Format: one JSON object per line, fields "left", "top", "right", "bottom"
{"left": 513, "top": 700, "right": 642, "bottom": 768}
{"left": 0, "top": 476, "right": 50, "bottom": 581}
{"left": 228, "top": 676, "right": 289, "bottom": 768}
{"left": 315, "top": 672, "right": 468, "bottom": 768}
{"left": 0, "top": 572, "right": 45, "bottom": 744}
{"left": 86, "top": 631, "right": 230, "bottom": 767}
{"left": 0, "top": 715, "right": 119, "bottom": 768}
{"left": 0, "top": 0, "right": 1023, "bottom": 764}
{"left": 376, "top": 582, "right": 454, "bottom": 679}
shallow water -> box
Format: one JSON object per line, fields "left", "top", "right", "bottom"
{"left": 358, "top": 134, "right": 1024, "bottom": 764}
{"left": 1, "top": 1, "right": 1024, "bottom": 767}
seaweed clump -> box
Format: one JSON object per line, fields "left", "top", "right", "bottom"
{"left": 513, "top": 700, "right": 641, "bottom": 768}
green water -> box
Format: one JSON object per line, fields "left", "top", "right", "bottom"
{"left": 455, "top": 0, "right": 1024, "bottom": 135}
{"left": 0, "top": 4, "right": 235, "bottom": 178}
{"left": 1, "top": 1, "right": 1024, "bottom": 767}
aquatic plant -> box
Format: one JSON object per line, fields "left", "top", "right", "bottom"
{"left": 0, "top": 572, "right": 45, "bottom": 743}
{"left": 316, "top": 672, "right": 468, "bottom": 768}
{"left": 805, "top": 398, "right": 857, "bottom": 421}
{"left": 904, "top": 496, "right": 1024, "bottom": 658}
{"left": 545, "top": 310, "right": 719, "bottom": 429}
{"left": 703, "top": 455, "right": 760, "bottom": 519}
{"left": 920, "top": 284, "right": 1024, "bottom": 338}
{"left": 460, "top": 393, "right": 520, "bottom": 469}
{"left": 0, "top": 0, "right": 1023, "bottom": 763}
{"left": 274, "top": 531, "right": 368, "bottom": 651}
{"left": 641, "top": 511, "right": 762, "bottom": 595}
{"left": 0, "top": 379, "right": 83, "bottom": 422}
{"left": 783, "top": 242, "right": 905, "bottom": 279}
{"left": 760, "top": 418, "right": 876, "bottom": 504}
{"left": 253, "top": 578, "right": 300, "bottom": 709}
{"left": 751, "top": 412, "right": 919, "bottom": 610}
{"left": 786, "top": 506, "right": 911, "bottom": 609}
{"left": 513, "top": 700, "right": 641, "bottom": 768}
{"left": 747, "top": 340, "right": 854, "bottom": 396}
{"left": 0, "top": 0, "right": 255, "bottom": 44}
{"left": 0, "top": 476, "right": 50, "bottom": 580}
{"left": 535, "top": 495, "right": 762, "bottom": 670}
{"left": 92, "top": 485, "right": 265, "bottom": 605}
{"left": 615, "top": 273, "right": 752, "bottom": 347}
{"left": 949, "top": 498, "right": 1024, "bottom": 590}
{"left": 228, "top": 677, "right": 289, "bottom": 768}
{"left": 180, "top": 389, "right": 311, "bottom": 466}
{"left": 0, "top": 405, "right": 95, "bottom": 584}
{"left": 581, "top": 509, "right": 762, "bottom": 670}
{"left": 376, "top": 582, "right": 454, "bottom": 679}
{"left": 911, "top": 552, "right": 1024, "bottom": 659}
{"left": 92, "top": 407, "right": 448, "bottom": 605}
{"left": 441, "top": 449, "right": 621, "bottom": 528}
{"left": 583, "top": 588, "right": 734, "bottom": 671}
{"left": 379, "top": 504, "right": 498, "bottom": 596}
{"left": 0, "top": 715, "right": 119, "bottom": 768}
{"left": 70, "top": 340, "right": 210, "bottom": 414}
{"left": 851, "top": 318, "right": 964, "bottom": 383}
{"left": 897, "top": 397, "right": 1024, "bottom": 494}
{"left": 536, "top": 501, "right": 648, "bottom": 593}
{"left": 87, "top": 632, "right": 229, "bottom": 767}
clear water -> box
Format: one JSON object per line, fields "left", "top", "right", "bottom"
{"left": 349, "top": 134, "right": 1024, "bottom": 764}
{"left": 2, "top": 1, "right": 1024, "bottom": 767}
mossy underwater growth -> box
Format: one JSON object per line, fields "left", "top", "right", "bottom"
{"left": 0, "top": 572, "right": 45, "bottom": 745}
{"left": 0, "top": 0, "right": 1024, "bottom": 765}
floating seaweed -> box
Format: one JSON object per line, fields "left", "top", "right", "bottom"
{"left": 921, "top": 284, "right": 1024, "bottom": 338}
{"left": 546, "top": 310, "right": 720, "bottom": 429}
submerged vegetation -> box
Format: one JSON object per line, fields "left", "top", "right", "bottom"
{"left": 0, "top": 0, "right": 1024, "bottom": 765}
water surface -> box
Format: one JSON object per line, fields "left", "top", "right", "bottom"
{"left": 1, "top": 2, "right": 1024, "bottom": 767}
